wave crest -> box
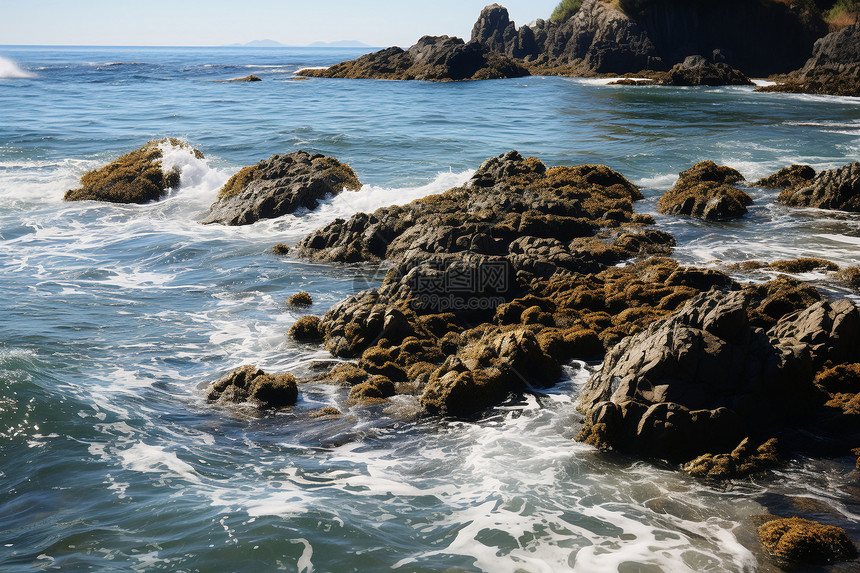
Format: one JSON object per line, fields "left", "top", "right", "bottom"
{"left": 0, "top": 56, "right": 35, "bottom": 79}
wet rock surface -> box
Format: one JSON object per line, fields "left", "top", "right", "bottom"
{"left": 657, "top": 161, "right": 752, "bottom": 220}
{"left": 297, "top": 35, "right": 529, "bottom": 82}
{"left": 203, "top": 151, "right": 361, "bottom": 226}
{"left": 576, "top": 289, "right": 860, "bottom": 461}
{"left": 777, "top": 161, "right": 860, "bottom": 212}
{"left": 662, "top": 55, "right": 751, "bottom": 86}
{"left": 65, "top": 138, "right": 202, "bottom": 204}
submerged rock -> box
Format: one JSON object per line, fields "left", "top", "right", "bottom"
{"left": 202, "top": 151, "right": 361, "bottom": 226}
{"left": 65, "top": 138, "right": 203, "bottom": 204}
{"left": 222, "top": 75, "right": 262, "bottom": 82}
{"left": 662, "top": 55, "right": 751, "bottom": 86}
{"left": 297, "top": 35, "right": 529, "bottom": 82}
{"left": 758, "top": 517, "right": 857, "bottom": 564}
{"left": 657, "top": 161, "right": 752, "bottom": 220}
{"left": 207, "top": 365, "right": 298, "bottom": 409}
{"left": 777, "top": 162, "right": 860, "bottom": 212}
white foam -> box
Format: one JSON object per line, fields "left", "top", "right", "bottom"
{"left": 0, "top": 56, "right": 35, "bottom": 79}
{"left": 157, "top": 140, "right": 230, "bottom": 205}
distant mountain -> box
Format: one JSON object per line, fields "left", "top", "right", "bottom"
{"left": 308, "top": 40, "right": 370, "bottom": 48}
{"left": 227, "top": 39, "right": 287, "bottom": 47}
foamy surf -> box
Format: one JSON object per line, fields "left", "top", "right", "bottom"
{"left": 0, "top": 56, "right": 35, "bottom": 79}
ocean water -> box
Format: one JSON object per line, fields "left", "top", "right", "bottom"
{"left": 1, "top": 46, "right": 859, "bottom": 572}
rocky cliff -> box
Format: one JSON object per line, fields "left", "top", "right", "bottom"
{"left": 472, "top": 0, "right": 825, "bottom": 76}
{"left": 757, "top": 23, "right": 860, "bottom": 96}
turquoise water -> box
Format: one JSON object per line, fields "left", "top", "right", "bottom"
{"left": 1, "top": 46, "right": 860, "bottom": 572}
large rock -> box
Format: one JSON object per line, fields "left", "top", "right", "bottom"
{"left": 662, "top": 55, "right": 751, "bottom": 86}
{"left": 777, "top": 162, "right": 860, "bottom": 212}
{"left": 576, "top": 290, "right": 860, "bottom": 461}
{"left": 202, "top": 151, "right": 361, "bottom": 226}
{"left": 757, "top": 24, "right": 860, "bottom": 97}
{"left": 657, "top": 161, "right": 752, "bottom": 220}
{"left": 297, "top": 35, "right": 529, "bottom": 82}
{"left": 64, "top": 138, "right": 203, "bottom": 204}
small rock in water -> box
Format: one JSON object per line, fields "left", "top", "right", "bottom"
{"left": 64, "top": 138, "right": 203, "bottom": 204}
{"left": 657, "top": 160, "right": 752, "bottom": 221}
{"left": 290, "top": 315, "right": 324, "bottom": 342}
{"left": 206, "top": 364, "right": 298, "bottom": 409}
{"left": 288, "top": 292, "right": 313, "bottom": 307}
{"left": 755, "top": 164, "right": 816, "bottom": 190}
{"left": 202, "top": 151, "right": 361, "bottom": 226}
{"left": 758, "top": 517, "right": 857, "bottom": 564}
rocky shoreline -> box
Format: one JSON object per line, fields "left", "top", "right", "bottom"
{"left": 65, "top": 138, "right": 860, "bottom": 564}
{"left": 298, "top": 2, "right": 859, "bottom": 97}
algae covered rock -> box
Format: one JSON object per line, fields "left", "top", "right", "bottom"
{"left": 758, "top": 517, "right": 856, "bottom": 564}
{"left": 289, "top": 315, "right": 324, "bottom": 342}
{"left": 203, "top": 151, "right": 361, "bottom": 226}
{"left": 206, "top": 364, "right": 298, "bottom": 409}
{"left": 658, "top": 160, "right": 752, "bottom": 221}
{"left": 682, "top": 438, "right": 779, "bottom": 479}
{"left": 65, "top": 138, "right": 202, "bottom": 204}
{"left": 287, "top": 292, "right": 313, "bottom": 307}
{"left": 755, "top": 164, "right": 816, "bottom": 190}
{"left": 778, "top": 161, "right": 860, "bottom": 212}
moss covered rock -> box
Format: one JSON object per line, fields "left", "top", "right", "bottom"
{"left": 289, "top": 315, "right": 324, "bottom": 342}
{"left": 682, "top": 438, "right": 780, "bottom": 479}
{"left": 65, "top": 138, "right": 202, "bottom": 204}
{"left": 657, "top": 161, "right": 752, "bottom": 221}
{"left": 206, "top": 364, "right": 298, "bottom": 409}
{"left": 288, "top": 292, "right": 313, "bottom": 307}
{"left": 758, "top": 517, "right": 857, "bottom": 564}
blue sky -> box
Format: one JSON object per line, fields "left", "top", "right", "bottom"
{"left": 0, "top": 1, "right": 560, "bottom": 47}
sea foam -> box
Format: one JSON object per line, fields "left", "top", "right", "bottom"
{"left": 0, "top": 56, "right": 35, "bottom": 79}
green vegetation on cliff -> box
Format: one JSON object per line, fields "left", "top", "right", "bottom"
{"left": 551, "top": 0, "right": 583, "bottom": 21}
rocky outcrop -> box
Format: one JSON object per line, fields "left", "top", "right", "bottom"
{"left": 477, "top": 0, "right": 663, "bottom": 75}
{"left": 777, "top": 162, "right": 860, "bottom": 212}
{"left": 301, "top": 2, "right": 821, "bottom": 82}
{"left": 297, "top": 35, "right": 529, "bottom": 81}
{"left": 207, "top": 365, "right": 298, "bottom": 409}
{"left": 755, "top": 164, "right": 816, "bottom": 190}
{"left": 662, "top": 55, "right": 751, "bottom": 86}
{"left": 757, "top": 24, "right": 860, "bottom": 97}
{"left": 64, "top": 138, "right": 202, "bottom": 204}
{"left": 682, "top": 438, "right": 779, "bottom": 479}
{"left": 202, "top": 151, "right": 361, "bottom": 226}
{"left": 473, "top": 1, "right": 823, "bottom": 77}
{"left": 290, "top": 151, "right": 769, "bottom": 417}
{"left": 657, "top": 161, "right": 752, "bottom": 220}
{"left": 576, "top": 290, "right": 860, "bottom": 461}
{"left": 758, "top": 517, "right": 857, "bottom": 565}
